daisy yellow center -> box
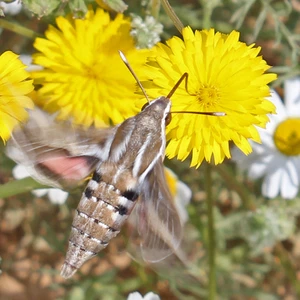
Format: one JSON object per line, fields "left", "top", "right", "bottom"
{"left": 273, "top": 118, "right": 300, "bottom": 156}
{"left": 197, "top": 85, "right": 220, "bottom": 107}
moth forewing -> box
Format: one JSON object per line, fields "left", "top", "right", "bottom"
{"left": 6, "top": 108, "right": 115, "bottom": 188}
{"left": 137, "top": 162, "right": 183, "bottom": 263}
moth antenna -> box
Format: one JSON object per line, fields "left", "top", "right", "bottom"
{"left": 166, "top": 73, "right": 188, "bottom": 99}
{"left": 119, "top": 50, "right": 150, "bottom": 104}
{"left": 166, "top": 72, "right": 196, "bottom": 98}
{"left": 167, "top": 73, "right": 226, "bottom": 116}
{"left": 172, "top": 111, "right": 226, "bottom": 116}
{"left": 182, "top": 72, "right": 196, "bottom": 97}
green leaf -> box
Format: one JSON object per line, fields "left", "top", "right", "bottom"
{"left": 22, "top": 0, "right": 60, "bottom": 17}
{"left": 0, "top": 177, "right": 47, "bottom": 198}
{"left": 68, "top": 0, "right": 88, "bottom": 18}
{"left": 100, "top": 0, "right": 128, "bottom": 13}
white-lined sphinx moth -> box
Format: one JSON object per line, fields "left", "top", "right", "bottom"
{"left": 7, "top": 76, "right": 186, "bottom": 279}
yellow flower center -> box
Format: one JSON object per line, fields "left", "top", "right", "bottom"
{"left": 273, "top": 118, "right": 300, "bottom": 156}
{"left": 85, "top": 66, "right": 99, "bottom": 80}
{"left": 196, "top": 85, "right": 220, "bottom": 107}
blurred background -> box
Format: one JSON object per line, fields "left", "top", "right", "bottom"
{"left": 1, "top": 0, "right": 300, "bottom": 299}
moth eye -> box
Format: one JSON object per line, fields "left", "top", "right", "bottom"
{"left": 165, "top": 113, "right": 172, "bottom": 125}
{"left": 141, "top": 103, "right": 149, "bottom": 111}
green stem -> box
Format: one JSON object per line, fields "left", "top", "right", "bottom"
{"left": 150, "top": 0, "right": 161, "bottom": 19}
{"left": 205, "top": 163, "right": 216, "bottom": 300}
{"left": 216, "top": 164, "right": 256, "bottom": 211}
{"left": 199, "top": 0, "right": 213, "bottom": 29}
{"left": 275, "top": 243, "right": 300, "bottom": 298}
{"left": 161, "top": 0, "right": 184, "bottom": 33}
{"left": 0, "top": 177, "right": 47, "bottom": 198}
{"left": 262, "top": 0, "right": 299, "bottom": 65}
{"left": 0, "top": 19, "right": 41, "bottom": 39}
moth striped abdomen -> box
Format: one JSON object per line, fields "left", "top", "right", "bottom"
{"left": 63, "top": 170, "right": 138, "bottom": 277}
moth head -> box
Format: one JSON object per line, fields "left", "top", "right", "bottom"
{"left": 141, "top": 96, "right": 172, "bottom": 126}
{"left": 139, "top": 72, "right": 189, "bottom": 126}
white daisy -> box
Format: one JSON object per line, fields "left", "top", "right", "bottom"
{"left": 0, "top": 0, "right": 22, "bottom": 15}
{"left": 127, "top": 292, "right": 160, "bottom": 300}
{"left": 232, "top": 77, "right": 300, "bottom": 199}
{"left": 12, "top": 164, "right": 68, "bottom": 205}
{"left": 19, "top": 54, "right": 43, "bottom": 72}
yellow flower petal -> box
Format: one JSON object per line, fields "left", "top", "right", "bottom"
{"left": 0, "top": 51, "right": 34, "bottom": 142}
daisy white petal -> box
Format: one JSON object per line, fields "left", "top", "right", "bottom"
{"left": 12, "top": 164, "right": 30, "bottom": 180}
{"left": 127, "top": 292, "right": 160, "bottom": 300}
{"left": 248, "top": 159, "right": 270, "bottom": 179}
{"left": 48, "top": 188, "right": 68, "bottom": 204}
{"left": 32, "top": 189, "right": 48, "bottom": 197}
{"left": 286, "top": 159, "right": 299, "bottom": 186}
{"left": 19, "top": 55, "right": 43, "bottom": 72}
{"left": 264, "top": 90, "right": 286, "bottom": 133}
{"left": 1, "top": 1, "right": 22, "bottom": 15}
{"left": 262, "top": 169, "right": 282, "bottom": 198}
{"left": 284, "top": 78, "right": 300, "bottom": 116}
{"left": 12, "top": 163, "right": 69, "bottom": 204}
{"left": 255, "top": 129, "right": 274, "bottom": 150}
{"left": 127, "top": 292, "right": 143, "bottom": 300}
{"left": 280, "top": 168, "right": 298, "bottom": 199}
{"left": 143, "top": 293, "right": 161, "bottom": 300}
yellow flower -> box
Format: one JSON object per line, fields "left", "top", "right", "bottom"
{"left": 32, "top": 8, "right": 148, "bottom": 127}
{"left": 143, "top": 27, "right": 277, "bottom": 167}
{"left": 165, "top": 167, "right": 191, "bottom": 224}
{"left": 0, "top": 51, "right": 34, "bottom": 142}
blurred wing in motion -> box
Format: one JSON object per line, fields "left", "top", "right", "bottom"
{"left": 6, "top": 109, "right": 116, "bottom": 188}
{"left": 137, "top": 161, "right": 183, "bottom": 262}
